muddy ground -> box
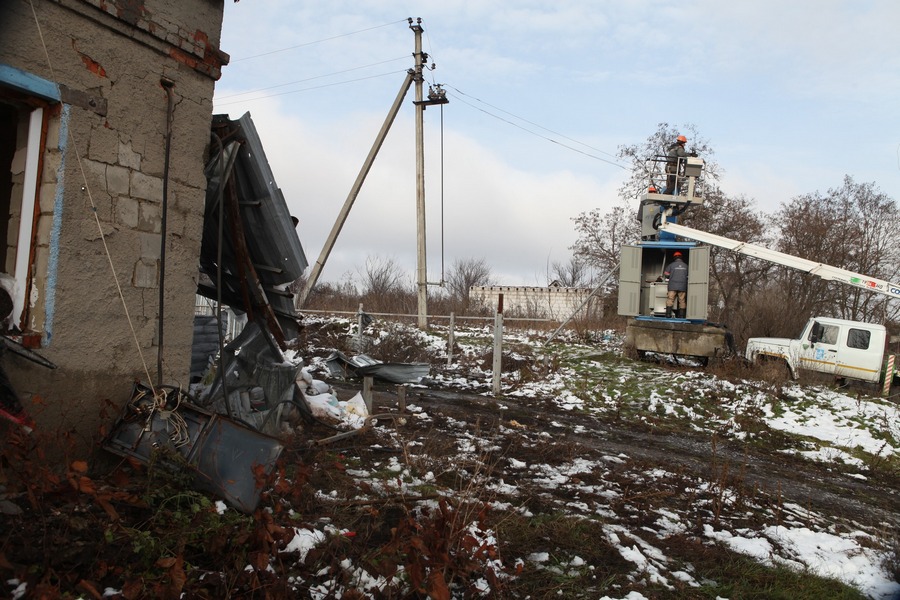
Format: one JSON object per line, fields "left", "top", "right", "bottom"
{"left": 1, "top": 345, "right": 898, "bottom": 599}
{"left": 350, "top": 381, "right": 900, "bottom": 532}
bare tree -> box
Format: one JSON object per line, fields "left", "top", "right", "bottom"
{"left": 680, "top": 190, "right": 773, "bottom": 345}
{"left": 445, "top": 257, "right": 494, "bottom": 314}
{"left": 572, "top": 123, "right": 720, "bottom": 281}
{"left": 616, "top": 122, "right": 723, "bottom": 201}
{"left": 550, "top": 254, "right": 589, "bottom": 287}
{"left": 770, "top": 177, "right": 900, "bottom": 325}
{"left": 571, "top": 201, "right": 640, "bottom": 277}
{"left": 358, "top": 255, "right": 411, "bottom": 311}
{"left": 832, "top": 178, "right": 900, "bottom": 323}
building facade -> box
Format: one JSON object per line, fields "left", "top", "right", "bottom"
{"left": 0, "top": 0, "right": 227, "bottom": 452}
{"left": 470, "top": 283, "right": 600, "bottom": 321}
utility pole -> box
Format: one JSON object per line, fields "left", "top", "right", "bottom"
{"left": 295, "top": 18, "right": 446, "bottom": 321}
{"left": 411, "top": 18, "right": 427, "bottom": 330}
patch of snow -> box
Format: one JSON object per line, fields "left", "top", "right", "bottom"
{"left": 283, "top": 527, "right": 327, "bottom": 562}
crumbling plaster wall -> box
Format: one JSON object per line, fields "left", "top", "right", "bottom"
{"left": 0, "top": 0, "right": 226, "bottom": 451}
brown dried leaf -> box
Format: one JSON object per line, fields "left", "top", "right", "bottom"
{"left": 167, "top": 556, "right": 186, "bottom": 596}
{"left": 76, "top": 476, "right": 97, "bottom": 495}
{"left": 76, "top": 579, "right": 103, "bottom": 600}
{"left": 122, "top": 578, "right": 144, "bottom": 600}
{"left": 426, "top": 570, "right": 450, "bottom": 600}
{"left": 96, "top": 496, "right": 120, "bottom": 521}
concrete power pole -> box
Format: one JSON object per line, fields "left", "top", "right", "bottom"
{"left": 295, "top": 18, "right": 445, "bottom": 324}
{"left": 411, "top": 18, "right": 427, "bottom": 330}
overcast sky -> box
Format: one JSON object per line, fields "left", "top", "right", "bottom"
{"left": 213, "top": 1, "right": 900, "bottom": 287}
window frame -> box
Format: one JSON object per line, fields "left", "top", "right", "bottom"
{"left": 0, "top": 64, "right": 60, "bottom": 337}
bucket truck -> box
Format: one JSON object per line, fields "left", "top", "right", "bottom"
{"left": 617, "top": 154, "right": 734, "bottom": 363}
{"left": 618, "top": 154, "right": 898, "bottom": 386}
{"left": 655, "top": 220, "right": 900, "bottom": 385}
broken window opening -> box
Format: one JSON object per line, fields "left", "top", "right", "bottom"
{"left": 0, "top": 85, "right": 53, "bottom": 336}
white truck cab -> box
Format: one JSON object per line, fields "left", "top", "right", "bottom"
{"left": 745, "top": 317, "right": 889, "bottom": 384}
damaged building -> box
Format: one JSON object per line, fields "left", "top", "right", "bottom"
{"left": 0, "top": 0, "right": 232, "bottom": 455}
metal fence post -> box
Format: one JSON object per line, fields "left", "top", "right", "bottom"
{"left": 447, "top": 311, "right": 455, "bottom": 367}
{"left": 356, "top": 303, "right": 364, "bottom": 351}
{"left": 492, "top": 294, "right": 504, "bottom": 397}
{"left": 362, "top": 376, "right": 373, "bottom": 413}
{"left": 397, "top": 384, "right": 406, "bottom": 413}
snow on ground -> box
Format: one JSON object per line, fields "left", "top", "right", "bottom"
{"left": 293, "top": 320, "right": 900, "bottom": 598}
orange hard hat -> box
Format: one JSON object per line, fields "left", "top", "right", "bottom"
{"left": 676, "top": 135, "right": 687, "bottom": 143}
{"left": 648, "top": 185, "right": 657, "bottom": 192}
{"left": 673, "top": 251, "right": 683, "bottom": 257}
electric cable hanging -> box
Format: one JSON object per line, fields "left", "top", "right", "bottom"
{"left": 446, "top": 84, "right": 620, "bottom": 160}
{"left": 420, "top": 18, "right": 439, "bottom": 87}
{"left": 439, "top": 101, "right": 445, "bottom": 284}
{"left": 445, "top": 86, "right": 626, "bottom": 169}
{"left": 418, "top": 18, "right": 445, "bottom": 284}
{"left": 215, "top": 69, "right": 407, "bottom": 107}
{"left": 217, "top": 56, "right": 409, "bottom": 100}
{"left": 232, "top": 19, "right": 408, "bottom": 62}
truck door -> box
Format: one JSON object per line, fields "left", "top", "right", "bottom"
{"left": 685, "top": 246, "right": 709, "bottom": 320}
{"left": 834, "top": 326, "right": 883, "bottom": 383}
{"left": 617, "top": 245, "right": 642, "bottom": 316}
{"left": 798, "top": 320, "right": 838, "bottom": 376}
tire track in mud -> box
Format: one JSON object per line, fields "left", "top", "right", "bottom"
{"left": 346, "top": 383, "right": 900, "bottom": 529}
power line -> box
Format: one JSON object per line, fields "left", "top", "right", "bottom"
{"left": 214, "top": 69, "right": 408, "bottom": 107}
{"left": 231, "top": 19, "right": 409, "bottom": 62}
{"left": 420, "top": 18, "right": 438, "bottom": 87}
{"left": 446, "top": 84, "right": 622, "bottom": 162}
{"left": 217, "top": 56, "right": 409, "bottom": 100}
{"left": 446, "top": 90, "right": 626, "bottom": 169}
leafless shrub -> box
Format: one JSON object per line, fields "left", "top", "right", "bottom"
{"left": 752, "top": 356, "right": 793, "bottom": 389}
{"left": 549, "top": 255, "right": 590, "bottom": 287}
{"left": 885, "top": 535, "right": 900, "bottom": 585}
{"left": 359, "top": 255, "right": 409, "bottom": 299}
{"left": 302, "top": 278, "right": 359, "bottom": 312}
{"left": 361, "top": 321, "right": 436, "bottom": 363}
{"left": 295, "top": 318, "right": 356, "bottom": 354}
{"left": 445, "top": 257, "right": 494, "bottom": 315}
{"left": 706, "top": 355, "right": 756, "bottom": 381}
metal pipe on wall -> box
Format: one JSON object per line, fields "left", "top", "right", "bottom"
{"left": 158, "top": 78, "right": 175, "bottom": 386}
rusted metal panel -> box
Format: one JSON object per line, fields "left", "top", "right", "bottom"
{"left": 103, "top": 383, "right": 283, "bottom": 513}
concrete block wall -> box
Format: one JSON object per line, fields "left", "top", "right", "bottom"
{"left": 0, "top": 0, "right": 227, "bottom": 454}
{"left": 470, "top": 285, "right": 600, "bottom": 320}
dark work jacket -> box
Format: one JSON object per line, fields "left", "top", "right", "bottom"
{"left": 666, "top": 142, "right": 687, "bottom": 173}
{"left": 665, "top": 258, "right": 688, "bottom": 291}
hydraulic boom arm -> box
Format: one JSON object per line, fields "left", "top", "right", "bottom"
{"left": 657, "top": 220, "right": 900, "bottom": 301}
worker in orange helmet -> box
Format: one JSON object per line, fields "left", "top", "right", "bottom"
{"left": 664, "top": 251, "right": 688, "bottom": 318}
